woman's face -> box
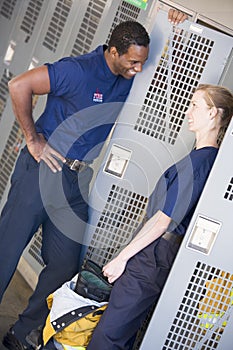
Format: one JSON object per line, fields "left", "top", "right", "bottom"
{"left": 186, "top": 90, "right": 213, "bottom": 132}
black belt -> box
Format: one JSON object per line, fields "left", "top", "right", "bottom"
{"left": 65, "top": 158, "right": 88, "bottom": 172}
{"left": 162, "top": 232, "right": 183, "bottom": 245}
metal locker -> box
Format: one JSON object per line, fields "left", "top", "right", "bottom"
{"left": 139, "top": 117, "right": 233, "bottom": 350}
{"left": 0, "top": 0, "right": 57, "bottom": 209}
{"left": 0, "top": 0, "right": 191, "bottom": 280}
{"left": 85, "top": 0, "right": 158, "bottom": 49}
{"left": 0, "top": 0, "right": 26, "bottom": 160}
{"left": 20, "top": 0, "right": 160, "bottom": 282}
{"left": 0, "top": 0, "right": 23, "bottom": 61}
{"left": 29, "top": 0, "right": 112, "bottom": 127}
{"left": 0, "top": 0, "right": 115, "bottom": 281}
{"left": 19, "top": 0, "right": 145, "bottom": 282}
{"left": 0, "top": 0, "right": 53, "bottom": 76}
{"left": 0, "top": 0, "right": 53, "bottom": 210}
{"left": 16, "top": 0, "right": 115, "bottom": 282}
{"left": 81, "top": 5, "right": 233, "bottom": 347}
{"left": 18, "top": 0, "right": 175, "bottom": 284}
{"left": 82, "top": 7, "right": 233, "bottom": 269}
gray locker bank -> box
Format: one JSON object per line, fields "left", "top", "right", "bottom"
{"left": 0, "top": 0, "right": 232, "bottom": 349}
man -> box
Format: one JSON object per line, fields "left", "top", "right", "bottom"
{"left": 1, "top": 9, "right": 187, "bottom": 350}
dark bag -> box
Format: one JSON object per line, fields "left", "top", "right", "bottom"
{"left": 74, "top": 259, "right": 113, "bottom": 302}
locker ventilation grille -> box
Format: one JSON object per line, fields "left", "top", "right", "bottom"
{"left": 0, "top": 69, "right": 13, "bottom": 122}
{"left": 0, "top": 0, "right": 16, "bottom": 20}
{"left": 162, "top": 261, "right": 233, "bottom": 350}
{"left": 20, "top": 0, "right": 43, "bottom": 42}
{"left": 224, "top": 177, "right": 233, "bottom": 201}
{"left": 135, "top": 29, "right": 214, "bottom": 145}
{"left": 106, "top": 0, "right": 140, "bottom": 45}
{"left": 28, "top": 227, "right": 45, "bottom": 267}
{"left": 42, "top": 0, "right": 72, "bottom": 52}
{"left": 85, "top": 184, "right": 148, "bottom": 266}
{"left": 0, "top": 121, "right": 24, "bottom": 200}
{"left": 71, "top": 0, "right": 108, "bottom": 57}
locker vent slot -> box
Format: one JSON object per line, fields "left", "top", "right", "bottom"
{"left": 135, "top": 29, "right": 214, "bottom": 145}
{"left": 71, "top": 0, "right": 108, "bottom": 57}
{"left": 85, "top": 184, "right": 148, "bottom": 266}
{"left": 0, "top": 0, "right": 17, "bottom": 20}
{"left": 106, "top": 0, "right": 141, "bottom": 45}
{"left": 0, "top": 69, "right": 13, "bottom": 122}
{"left": 162, "top": 261, "right": 233, "bottom": 349}
{"left": 0, "top": 121, "right": 24, "bottom": 200}
{"left": 20, "top": 0, "right": 44, "bottom": 42}
{"left": 28, "top": 227, "right": 45, "bottom": 267}
{"left": 42, "top": 0, "right": 72, "bottom": 52}
{"left": 224, "top": 177, "right": 233, "bottom": 201}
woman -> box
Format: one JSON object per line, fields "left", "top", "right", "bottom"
{"left": 87, "top": 84, "right": 233, "bottom": 350}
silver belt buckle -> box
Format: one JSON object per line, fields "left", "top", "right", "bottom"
{"left": 70, "top": 159, "right": 81, "bottom": 171}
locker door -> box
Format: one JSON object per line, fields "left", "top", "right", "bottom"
{"left": 0, "top": 0, "right": 23, "bottom": 60}
{"left": 20, "top": 0, "right": 157, "bottom": 281}
{"left": 83, "top": 9, "right": 233, "bottom": 268}
{"left": 0, "top": 0, "right": 114, "bottom": 280}
{"left": 1, "top": 0, "right": 50, "bottom": 76}
{"left": 19, "top": 0, "right": 168, "bottom": 284}
{"left": 0, "top": 0, "right": 51, "bottom": 210}
{"left": 82, "top": 7, "right": 233, "bottom": 348}
{"left": 140, "top": 118, "right": 233, "bottom": 350}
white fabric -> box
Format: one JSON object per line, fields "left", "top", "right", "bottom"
{"left": 50, "top": 276, "right": 107, "bottom": 322}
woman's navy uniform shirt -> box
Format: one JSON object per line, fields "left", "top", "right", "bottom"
{"left": 146, "top": 146, "right": 218, "bottom": 235}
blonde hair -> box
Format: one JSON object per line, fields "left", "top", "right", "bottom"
{"left": 196, "top": 84, "right": 233, "bottom": 144}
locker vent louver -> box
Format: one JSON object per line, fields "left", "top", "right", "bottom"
{"left": 28, "top": 227, "right": 45, "bottom": 267}
{"left": 0, "top": 121, "right": 24, "bottom": 201}
{"left": 71, "top": 0, "right": 108, "bottom": 57}
{"left": 20, "top": 0, "right": 44, "bottom": 43}
{"left": 162, "top": 261, "right": 233, "bottom": 350}
{"left": 0, "top": 0, "right": 17, "bottom": 20}
{"left": 0, "top": 69, "right": 13, "bottom": 122}
{"left": 134, "top": 30, "right": 214, "bottom": 145}
{"left": 42, "top": 0, "right": 72, "bottom": 52}
{"left": 85, "top": 184, "right": 148, "bottom": 266}
{"left": 224, "top": 177, "right": 233, "bottom": 201}
{"left": 106, "top": 0, "right": 141, "bottom": 45}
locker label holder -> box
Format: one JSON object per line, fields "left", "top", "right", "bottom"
{"left": 186, "top": 214, "right": 221, "bottom": 255}
{"left": 103, "top": 144, "right": 132, "bottom": 179}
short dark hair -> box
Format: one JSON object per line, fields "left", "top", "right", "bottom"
{"left": 108, "top": 21, "right": 150, "bottom": 56}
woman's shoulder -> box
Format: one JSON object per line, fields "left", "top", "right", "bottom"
{"left": 190, "top": 147, "right": 218, "bottom": 178}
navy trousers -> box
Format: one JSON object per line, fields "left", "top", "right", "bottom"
{"left": 0, "top": 147, "right": 93, "bottom": 343}
{"left": 87, "top": 236, "right": 181, "bottom": 350}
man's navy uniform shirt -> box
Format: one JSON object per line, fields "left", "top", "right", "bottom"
{"left": 35, "top": 45, "right": 134, "bottom": 160}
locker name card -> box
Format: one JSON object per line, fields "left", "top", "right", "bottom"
{"left": 186, "top": 215, "right": 221, "bottom": 255}
{"left": 4, "top": 40, "right": 16, "bottom": 65}
{"left": 104, "top": 144, "right": 132, "bottom": 179}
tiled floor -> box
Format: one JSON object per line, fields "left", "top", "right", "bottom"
{"left": 0, "top": 271, "right": 33, "bottom": 350}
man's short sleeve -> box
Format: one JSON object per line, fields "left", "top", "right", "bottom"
{"left": 46, "top": 58, "right": 82, "bottom": 97}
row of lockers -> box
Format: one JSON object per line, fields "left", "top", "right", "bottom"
{"left": 0, "top": 1, "right": 233, "bottom": 348}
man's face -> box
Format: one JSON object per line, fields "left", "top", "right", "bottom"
{"left": 110, "top": 44, "right": 149, "bottom": 79}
